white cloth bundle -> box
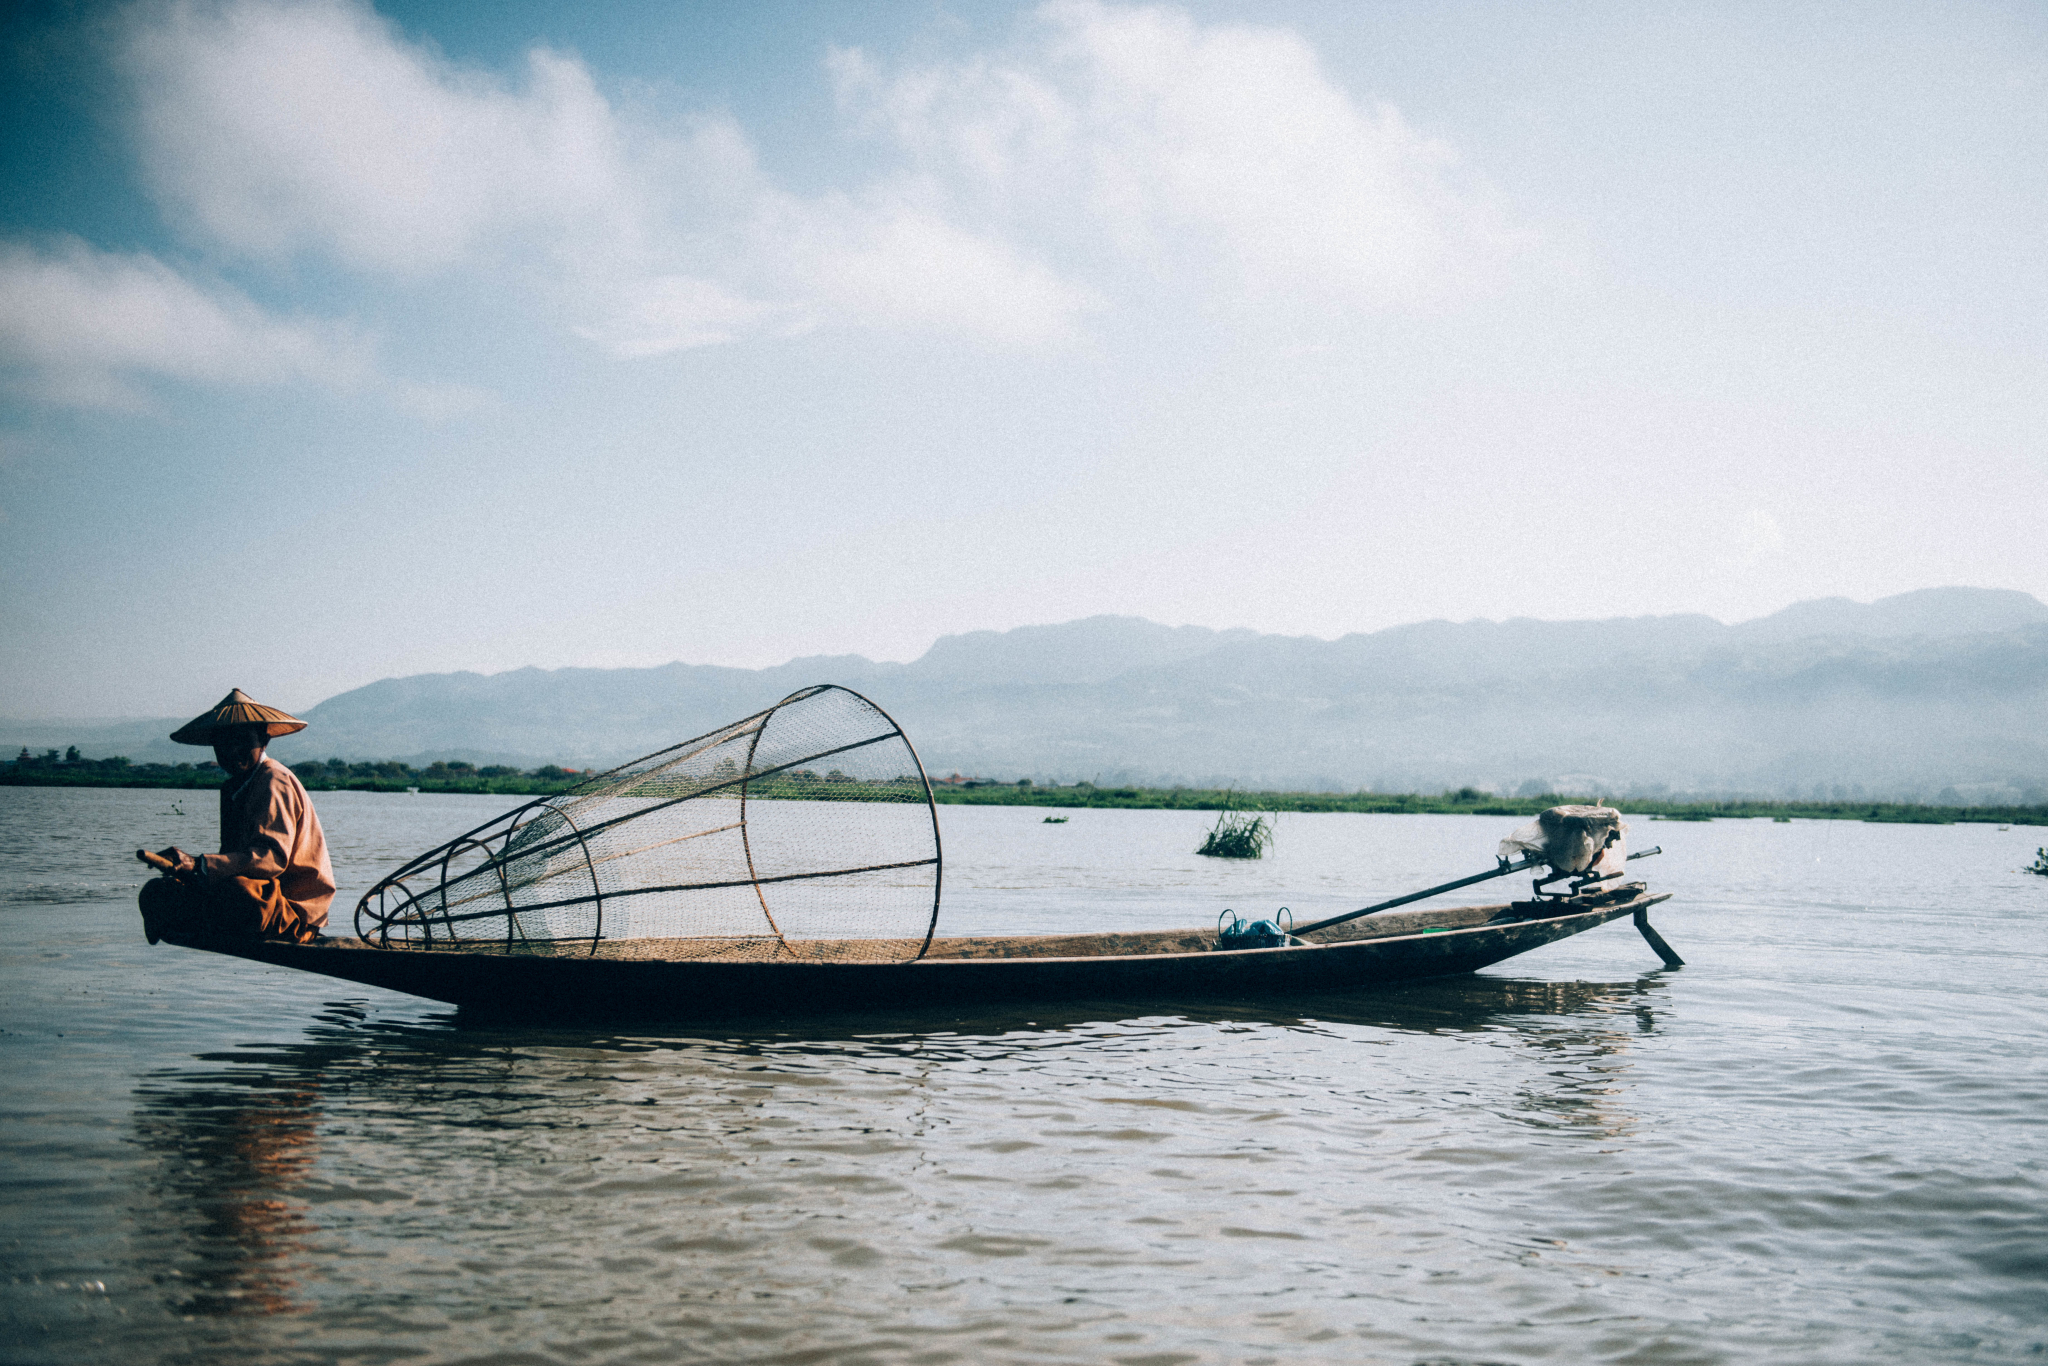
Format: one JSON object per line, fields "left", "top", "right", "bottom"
{"left": 1499, "top": 805, "right": 1628, "bottom": 876}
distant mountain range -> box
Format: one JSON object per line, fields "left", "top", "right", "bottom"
{"left": 11, "top": 587, "right": 2046, "bottom": 803}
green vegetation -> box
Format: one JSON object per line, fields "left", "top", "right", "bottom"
{"left": 3, "top": 749, "right": 593, "bottom": 796}
{"left": 736, "top": 772, "right": 927, "bottom": 802}
{"left": 1, "top": 752, "right": 925, "bottom": 801}
{"left": 928, "top": 781, "right": 2048, "bottom": 827}
{"left": 1195, "top": 800, "right": 1273, "bottom": 858}
{"left": 7, "top": 748, "right": 2046, "bottom": 827}
{"left": 2029, "top": 848, "right": 2048, "bottom": 876}
{"left": 289, "top": 757, "right": 594, "bottom": 794}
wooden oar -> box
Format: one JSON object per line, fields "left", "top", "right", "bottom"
{"left": 1292, "top": 847, "right": 1664, "bottom": 937}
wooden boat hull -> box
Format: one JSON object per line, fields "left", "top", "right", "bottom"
{"left": 173, "top": 890, "right": 1674, "bottom": 1021}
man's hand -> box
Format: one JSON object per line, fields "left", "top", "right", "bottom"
{"left": 137, "top": 847, "right": 199, "bottom": 875}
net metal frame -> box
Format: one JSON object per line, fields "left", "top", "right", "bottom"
{"left": 353, "top": 685, "right": 944, "bottom": 961}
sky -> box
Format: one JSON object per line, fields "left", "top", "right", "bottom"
{"left": 1, "top": 0, "right": 2043, "bottom": 720}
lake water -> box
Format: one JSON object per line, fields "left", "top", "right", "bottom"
{"left": 2, "top": 785, "right": 2044, "bottom": 1364}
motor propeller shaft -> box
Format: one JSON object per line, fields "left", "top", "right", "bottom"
{"left": 1292, "top": 845, "right": 1662, "bottom": 937}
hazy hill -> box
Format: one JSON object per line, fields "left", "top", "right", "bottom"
{"left": 12, "top": 588, "right": 2046, "bottom": 802}
{"left": 1727, "top": 586, "right": 2048, "bottom": 644}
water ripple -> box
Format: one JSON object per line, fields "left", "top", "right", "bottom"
{"left": 2, "top": 790, "right": 2045, "bottom": 1363}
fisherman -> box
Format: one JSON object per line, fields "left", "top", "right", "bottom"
{"left": 137, "top": 689, "right": 335, "bottom": 946}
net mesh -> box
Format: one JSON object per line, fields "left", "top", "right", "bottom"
{"left": 353, "top": 685, "right": 942, "bottom": 961}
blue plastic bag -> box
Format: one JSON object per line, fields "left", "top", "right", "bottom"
{"left": 1215, "top": 908, "right": 1298, "bottom": 950}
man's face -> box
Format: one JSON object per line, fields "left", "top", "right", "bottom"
{"left": 212, "top": 731, "right": 267, "bottom": 775}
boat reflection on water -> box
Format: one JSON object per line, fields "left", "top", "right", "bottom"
{"left": 1151, "top": 971, "right": 1668, "bottom": 1142}
{"left": 1476, "top": 978, "right": 1661, "bottom": 1141}
{"left": 1226, "top": 969, "right": 1669, "bottom": 1035}
{"left": 124, "top": 970, "right": 1670, "bottom": 1322}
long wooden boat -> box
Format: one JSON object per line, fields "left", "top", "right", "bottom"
{"left": 169, "top": 883, "right": 1674, "bottom": 1021}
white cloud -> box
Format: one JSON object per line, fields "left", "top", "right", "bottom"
{"left": 572, "top": 275, "right": 783, "bottom": 359}
{"left": 0, "top": 238, "right": 368, "bottom": 409}
{"left": 120, "top": 0, "right": 1093, "bottom": 353}
{"left": 833, "top": 0, "right": 1515, "bottom": 308}
{"left": 773, "top": 192, "right": 1102, "bottom": 342}
{"left": 125, "top": 0, "right": 640, "bottom": 274}
{"left": 114, "top": 0, "right": 1508, "bottom": 360}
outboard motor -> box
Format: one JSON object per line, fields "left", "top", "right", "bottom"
{"left": 1283, "top": 805, "right": 1678, "bottom": 965}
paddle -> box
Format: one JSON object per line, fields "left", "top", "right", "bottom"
{"left": 1292, "top": 846, "right": 1664, "bottom": 937}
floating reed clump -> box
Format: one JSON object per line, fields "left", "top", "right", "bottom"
{"left": 1196, "top": 799, "right": 1273, "bottom": 859}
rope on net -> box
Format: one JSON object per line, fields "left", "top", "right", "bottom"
{"left": 353, "top": 685, "right": 943, "bottom": 962}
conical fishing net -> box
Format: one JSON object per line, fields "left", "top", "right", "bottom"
{"left": 354, "top": 685, "right": 942, "bottom": 961}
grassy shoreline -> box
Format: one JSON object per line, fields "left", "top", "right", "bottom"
{"left": 1, "top": 760, "right": 585, "bottom": 796}
{"left": 926, "top": 783, "right": 2047, "bottom": 825}
{"left": 5, "top": 762, "right": 2043, "bottom": 825}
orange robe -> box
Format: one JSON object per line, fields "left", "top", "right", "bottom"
{"left": 192, "top": 756, "right": 336, "bottom": 940}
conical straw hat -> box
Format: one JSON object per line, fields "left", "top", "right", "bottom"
{"left": 169, "top": 688, "right": 309, "bottom": 745}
